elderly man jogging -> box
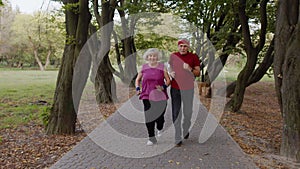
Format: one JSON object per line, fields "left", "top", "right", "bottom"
{"left": 168, "top": 39, "right": 201, "bottom": 147}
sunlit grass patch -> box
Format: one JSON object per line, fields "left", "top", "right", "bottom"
{"left": 0, "top": 70, "right": 57, "bottom": 129}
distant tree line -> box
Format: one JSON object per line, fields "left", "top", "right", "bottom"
{"left": 0, "top": 0, "right": 65, "bottom": 70}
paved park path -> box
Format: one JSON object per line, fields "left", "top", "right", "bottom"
{"left": 50, "top": 90, "right": 258, "bottom": 169}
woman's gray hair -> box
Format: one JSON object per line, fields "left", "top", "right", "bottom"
{"left": 142, "top": 48, "right": 162, "bottom": 60}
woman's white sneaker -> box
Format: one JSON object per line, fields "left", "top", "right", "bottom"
{"left": 146, "top": 140, "right": 154, "bottom": 146}
{"left": 157, "top": 130, "right": 162, "bottom": 137}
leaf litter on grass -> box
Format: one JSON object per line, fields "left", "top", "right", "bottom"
{"left": 0, "top": 81, "right": 295, "bottom": 168}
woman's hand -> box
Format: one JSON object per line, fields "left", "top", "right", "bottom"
{"left": 156, "top": 84, "right": 168, "bottom": 91}
{"left": 136, "top": 86, "right": 141, "bottom": 95}
{"left": 156, "top": 85, "right": 163, "bottom": 91}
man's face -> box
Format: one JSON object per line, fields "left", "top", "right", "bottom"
{"left": 178, "top": 44, "right": 189, "bottom": 55}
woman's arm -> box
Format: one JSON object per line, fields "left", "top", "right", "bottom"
{"left": 135, "top": 72, "right": 142, "bottom": 95}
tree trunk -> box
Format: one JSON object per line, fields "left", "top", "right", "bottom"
{"left": 112, "top": 30, "right": 125, "bottom": 79}
{"left": 47, "top": 0, "right": 91, "bottom": 134}
{"left": 226, "top": 0, "right": 268, "bottom": 112}
{"left": 223, "top": 38, "right": 274, "bottom": 97}
{"left": 94, "top": 0, "right": 117, "bottom": 104}
{"left": 280, "top": 25, "right": 300, "bottom": 161}
{"left": 226, "top": 51, "right": 257, "bottom": 112}
{"left": 95, "top": 56, "right": 115, "bottom": 103}
{"left": 34, "top": 49, "right": 45, "bottom": 71}
{"left": 47, "top": 45, "right": 77, "bottom": 134}
{"left": 28, "top": 36, "right": 45, "bottom": 71}
{"left": 275, "top": 0, "right": 300, "bottom": 162}
{"left": 44, "top": 50, "right": 51, "bottom": 69}
{"left": 118, "top": 6, "right": 138, "bottom": 86}
{"left": 123, "top": 36, "right": 137, "bottom": 86}
{"left": 203, "top": 10, "right": 241, "bottom": 98}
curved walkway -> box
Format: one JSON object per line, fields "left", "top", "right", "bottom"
{"left": 51, "top": 91, "right": 258, "bottom": 169}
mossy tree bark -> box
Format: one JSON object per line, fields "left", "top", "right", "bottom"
{"left": 274, "top": 0, "right": 300, "bottom": 162}
{"left": 46, "top": 0, "right": 91, "bottom": 134}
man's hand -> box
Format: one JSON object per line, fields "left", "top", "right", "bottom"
{"left": 183, "top": 63, "right": 192, "bottom": 71}
{"left": 169, "top": 71, "right": 176, "bottom": 78}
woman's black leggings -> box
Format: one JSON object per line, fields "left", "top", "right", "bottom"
{"left": 142, "top": 99, "right": 167, "bottom": 138}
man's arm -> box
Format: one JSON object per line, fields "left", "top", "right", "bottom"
{"left": 191, "top": 66, "right": 200, "bottom": 77}
{"left": 183, "top": 63, "right": 200, "bottom": 77}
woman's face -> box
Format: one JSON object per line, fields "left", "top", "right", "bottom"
{"left": 147, "top": 53, "right": 158, "bottom": 63}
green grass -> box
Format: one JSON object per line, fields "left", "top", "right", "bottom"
{"left": 222, "top": 65, "right": 274, "bottom": 82}
{"left": 0, "top": 70, "right": 58, "bottom": 129}
{"left": 0, "top": 66, "right": 274, "bottom": 129}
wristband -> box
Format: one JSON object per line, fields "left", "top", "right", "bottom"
{"left": 162, "top": 84, "right": 168, "bottom": 90}
{"left": 136, "top": 86, "right": 140, "bottom": 91}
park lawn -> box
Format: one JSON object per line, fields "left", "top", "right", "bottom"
{"left": 0, "top": 70, "right": 58, "bottom": 129}
{"left": 0, "top": 69, "right": 289, "bottom": 169}
{"left": 0, "top": 67, "right": 274, "bottom": 129}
